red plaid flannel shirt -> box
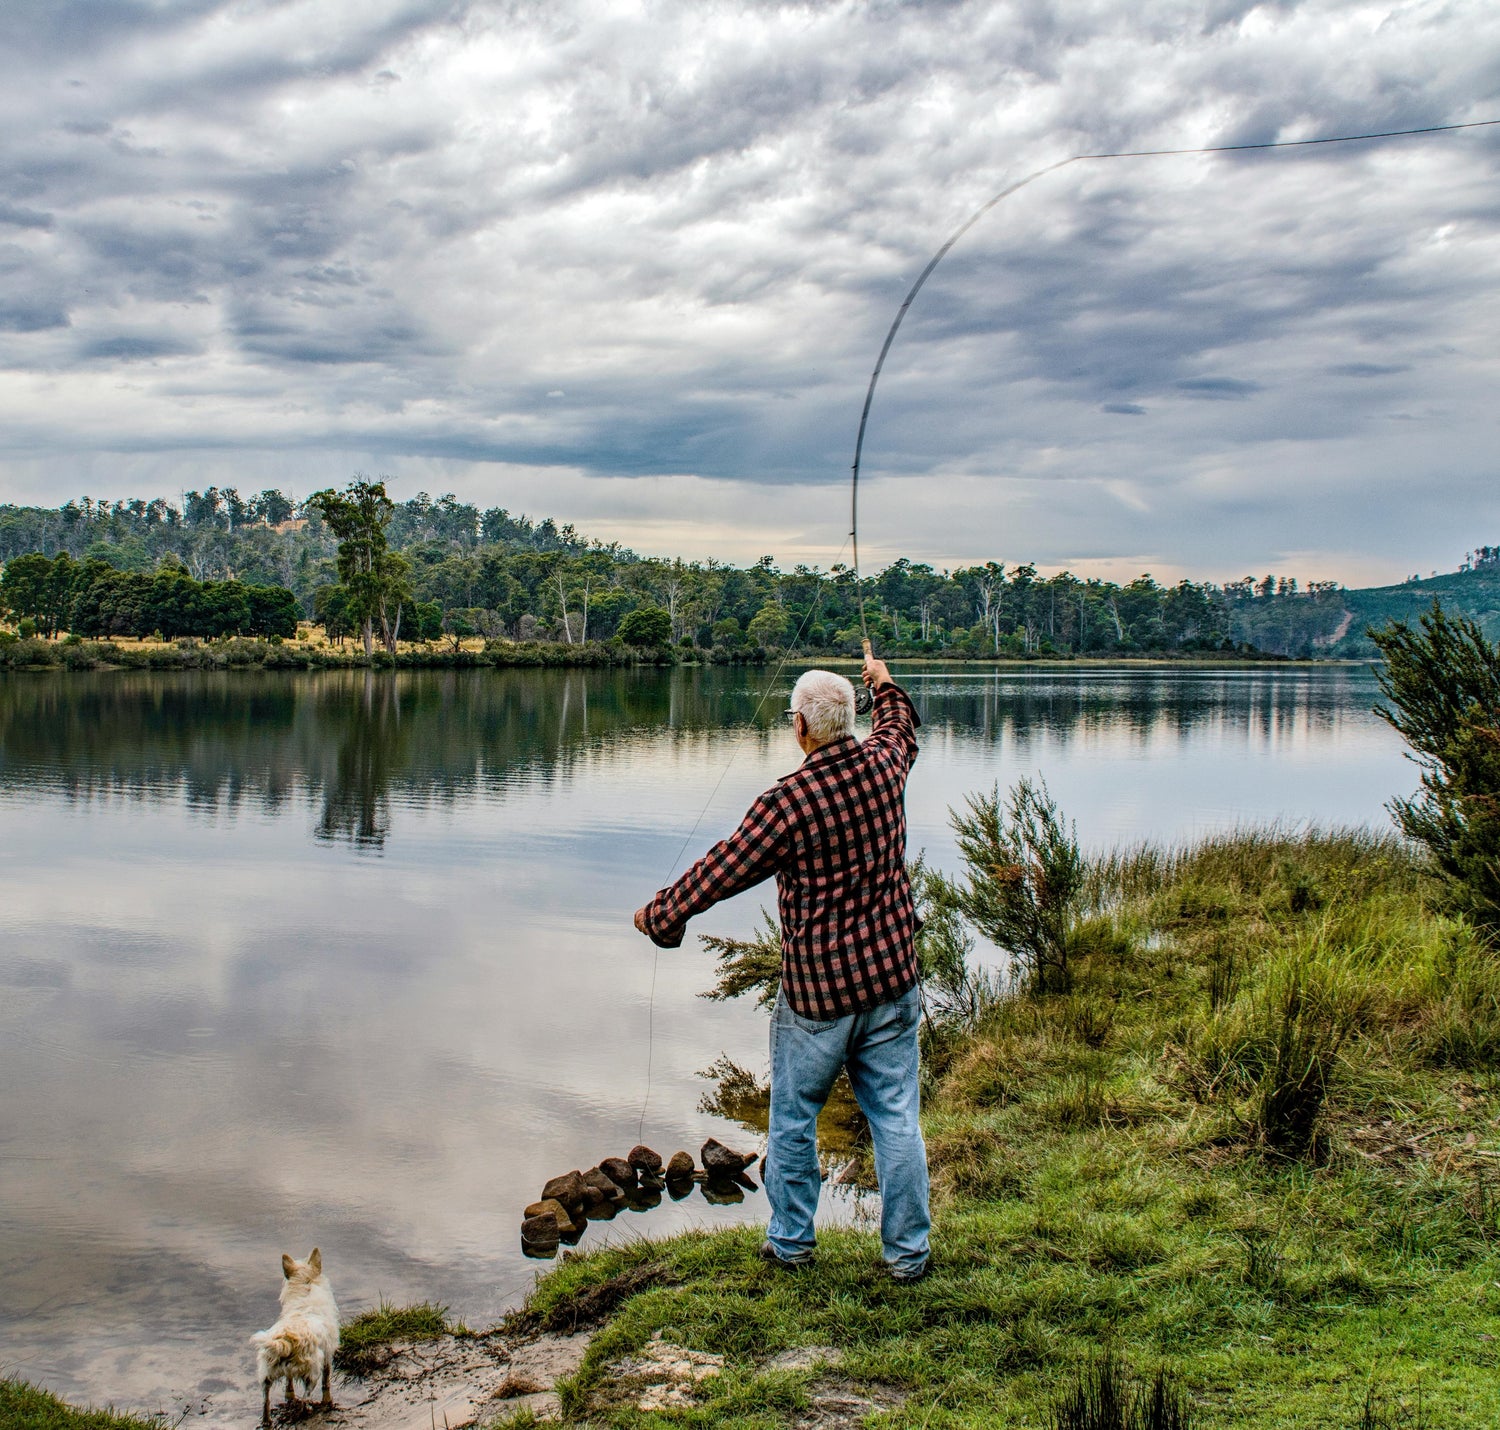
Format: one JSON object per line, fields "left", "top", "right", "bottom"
{"left": 642, "top": 680, "right": 921, "bottom": 1020}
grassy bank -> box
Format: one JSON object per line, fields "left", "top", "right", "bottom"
{"left": 499, "top": 828, "right": 1499, "bottom": 1427}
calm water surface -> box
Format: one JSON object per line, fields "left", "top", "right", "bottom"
{"left": 0, "top": 664, "right": 1407, "bottom": 1420}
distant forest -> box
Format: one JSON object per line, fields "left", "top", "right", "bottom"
{"left": 2, "top": 487, "right": 1497, "bottom": 659}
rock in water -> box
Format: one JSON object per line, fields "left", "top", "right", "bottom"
{"left": 521, "top": 1213, "right": 561, "bottom": 1254}
{"left": 599, "top": 1156, "right": 637, "bottom": 1188}
{"left": 664, "top": 1150, "right": 695, "bottom": 1181}
{"left": 541, "top": 1170, "right": 587, "bottom": 1212}
{"left": 628, "top": 1144, "right": 664, "bottom": 1176}
{"left": 524, "top": 1198, "right": 575, "bottom": 1230}
{"left": 701, "top": 1138, "right": 756, "bottom": 1178}
{"left": 583, "top": 1167, "right": 627, "bottom": 1204}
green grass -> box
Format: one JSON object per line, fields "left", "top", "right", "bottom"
{"left": 334, "top": 1298, "right": 467, "bottom": 1374}
{"left": 494, "top": 828, "right": 1500, "bottom": 1428}
{"left": 0, "top": 1378, "right": 164, "bottom": 1430}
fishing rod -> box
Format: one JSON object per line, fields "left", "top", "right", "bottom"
{"left": 845, "top": 115, "right": 1500, "bottom": 662}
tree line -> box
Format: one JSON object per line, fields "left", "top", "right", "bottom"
{"left": 2, "top": 481, "right": 1495, "bottom": 658}
{"left": 1, "top": 553, "right": 299, "bottom": 641}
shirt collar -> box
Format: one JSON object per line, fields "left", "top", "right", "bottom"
{"left": 784, "top": 733, "right": 859, "bottom": 778}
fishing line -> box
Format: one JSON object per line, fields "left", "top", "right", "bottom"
{"left": 636, "top": 536, "right": 851, "bottom": 1141}
{"left": 847, "top": 115, "right": 1500, "bottom": 628}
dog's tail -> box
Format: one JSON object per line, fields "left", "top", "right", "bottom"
{"left": 251, "top": 1327, "right": 304, "bottom": 1380}
{"left": 253, "top": 1329, "right": 297, "bottom": 1357}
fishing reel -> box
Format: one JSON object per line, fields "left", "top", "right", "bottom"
{"left": 854, "top": 636, "right": 875, "bottom": 715}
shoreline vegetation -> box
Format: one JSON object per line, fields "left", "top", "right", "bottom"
{"left": 0, "top": 629, "right": 1346, "bottom": 673}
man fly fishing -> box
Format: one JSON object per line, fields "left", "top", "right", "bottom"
{"left": 633, "top": 649, "right": 930, "bottom": 1282}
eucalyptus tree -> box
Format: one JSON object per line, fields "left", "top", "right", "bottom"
{"left": 308, "top": 478, "right": 402, "bottom": 658}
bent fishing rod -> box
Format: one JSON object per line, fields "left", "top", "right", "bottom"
{"left": 638, "top": 114, "right": 1497, "bottom": 1133}
{"left": 845, "top": 115, "right": 1500, "bottom": 671}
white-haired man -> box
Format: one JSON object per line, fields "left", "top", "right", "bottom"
{"left": 634, "top": 653, "right": 930, "bottom": 1281}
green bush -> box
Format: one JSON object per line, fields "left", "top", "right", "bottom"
{"left": 0, "top": 636, "right": 56, "bottom": 668}
{"left": 617, "top": 605, "right": 672, "bottom": 647}
{"left": 1372, "top": 602, "right": 1500, "bottom": 935}
{"left": 948, "top": 777, "right": 1087, "bottom": 994}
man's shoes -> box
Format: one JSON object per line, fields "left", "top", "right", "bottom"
{"left": 759, "top": 1240, "right": 813, "bottom": 1271}
{"left": 886, "top": 1258, "right": 930, "bottom": 1284}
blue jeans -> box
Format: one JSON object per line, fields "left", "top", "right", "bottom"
{"left": 764, "top": 984, "right": 930, "bottom": 1275}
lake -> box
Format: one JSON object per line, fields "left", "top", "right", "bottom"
{"left": 0, "top": 662, "right": 1409, "bottom": 1421}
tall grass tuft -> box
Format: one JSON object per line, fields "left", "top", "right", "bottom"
{"left": 1252, "top": 957, "right": 1353, "bottom": 1158}
{"left": 1051, "top": 1353, "right": 1194, "bottom": 1430}
{"left": 1358, "top": 1384, "right": 1428, "bottom": 1429}
{"left": 1051, "top": 1352, "right": 1129, "bottom": 1430}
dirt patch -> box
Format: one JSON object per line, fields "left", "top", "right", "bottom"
{"left": 601, "top": 1332, "right": 726, "bottom": 1411}
{"left": 270, "top": 1329, "right": 590, "bottom": 1430}
{"left": 793, "top": 1374, "right": 906, "bottom": 1428}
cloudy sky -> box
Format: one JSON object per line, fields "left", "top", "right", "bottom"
{"left": 1, "top": 0, "right": 1497, "bottom": 585}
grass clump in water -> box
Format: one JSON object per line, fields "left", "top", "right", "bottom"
{"left": 335, "top": 1299, "right": 465, "bottom": 1374}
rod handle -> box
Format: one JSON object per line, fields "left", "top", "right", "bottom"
{"left": 862, "top": 638, "right": 873, "bottom": 659}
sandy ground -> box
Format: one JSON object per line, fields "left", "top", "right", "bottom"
{"left": 263, "top": 1332, "right": 899, "bottom": 1429}
{"left": 266, "top": 1329, "right": 589, "bottom": 1430}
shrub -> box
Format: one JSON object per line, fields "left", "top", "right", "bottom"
{"left": 0, "top": 636, "right": 56, "bottom": 668}
{"left": 949, "top": 778, "right": 1086, "bottom": 994}
{"left": 1372, "top": 603, "right": 1500, "bottom": 935}
{"left": 617, "top": 606, "right": 672, "bottom": 647}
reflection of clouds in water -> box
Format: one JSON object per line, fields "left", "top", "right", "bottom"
{"left": 0, "top": 665, "right": 1409, "bottom": 1421}
{"left": 0, "top": 786, "right": 773, "bottom": 1421}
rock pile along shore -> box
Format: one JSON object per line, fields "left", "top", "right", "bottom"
{"left": 521, "top": 1140, "right": 759, "bottom": 1258}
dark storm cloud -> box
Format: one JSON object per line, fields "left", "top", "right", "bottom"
{"left": 0, "top": 301, "right": 70, "bottom": 332}
{"left": 80, "top": 335, "right": 198, "bottom": 361}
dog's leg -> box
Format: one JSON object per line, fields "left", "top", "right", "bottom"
{"left": 261, "top": 1379, "right": 272, "bottom": 1428}
{"left": 285, "top": 1373, "right": 298, "bottom": 1404}
{"left": 321, "top": 1357, "right": 333, "bottom": 1409}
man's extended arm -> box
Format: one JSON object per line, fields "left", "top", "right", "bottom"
{"left": 637, "top": 787, "right": 789, "bottom": 947}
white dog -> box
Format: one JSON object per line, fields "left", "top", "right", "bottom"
{"left": 251, "top": 1248, "right": 340, "bottom": 1426}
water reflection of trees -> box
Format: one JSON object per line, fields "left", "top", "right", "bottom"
{"left": 0, "top": 665, "right": 1378, "bottom": 849}
{"left": 906, "top": 668, "right": 1372, "bottom": 752}
{"left": 314, "top": 674, "right": 405, "bottom": 847}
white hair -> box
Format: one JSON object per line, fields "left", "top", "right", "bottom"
{"left": 791, "top": 669, "right": 856, "bottom": 746}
